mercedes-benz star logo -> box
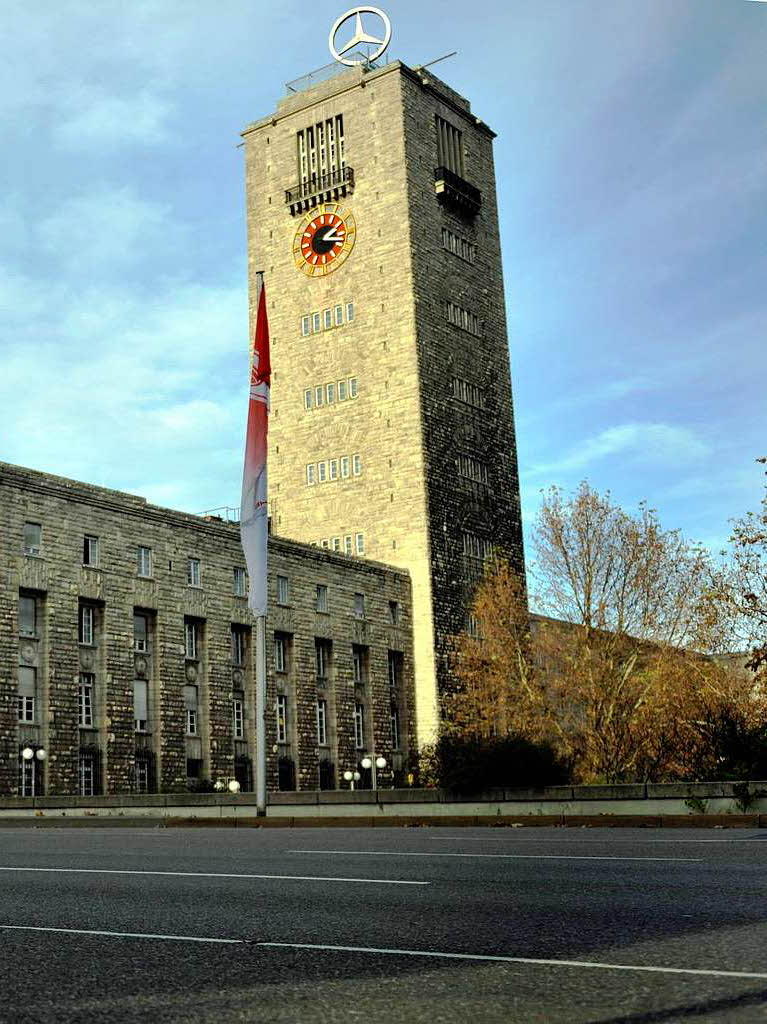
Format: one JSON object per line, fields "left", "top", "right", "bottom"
{"left": 328, "top": 6, "right": 392, "bottom": 67}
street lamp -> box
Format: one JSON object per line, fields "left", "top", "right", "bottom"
{"left": 343, "top": 770, "right": 361, "bottom": 791}
{"left": 360, "top": 754, "right": 387, "bottom": 790}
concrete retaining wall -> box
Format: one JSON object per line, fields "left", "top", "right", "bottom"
{"left": 1, "top": 782, "right": 767, "bottom": 827}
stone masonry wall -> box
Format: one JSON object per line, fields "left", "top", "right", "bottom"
{"left": 0, "top": 462, "right": 414, "bottom": 795}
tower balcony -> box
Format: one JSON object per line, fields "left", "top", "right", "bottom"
{"left": 285, "top": 166, "right": 355, "bottom": 216}
{"left": 434, "top": 166, "right": 482, "bottom": 217}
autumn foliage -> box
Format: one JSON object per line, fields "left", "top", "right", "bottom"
{"left": 451, "top": 477, "right": 767, "bottom": 785}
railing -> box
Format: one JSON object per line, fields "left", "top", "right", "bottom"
{"left": 434, "top": 165, "right": 482, "bottom": 216}
{"left": 285, "top": 166, "right": 355, "bottom": 209}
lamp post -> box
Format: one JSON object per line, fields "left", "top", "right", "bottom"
{"left": 343, "top": 770, "right": 361, "bottom": 791}
{"left": 360, "top": 754, "right": 387, "bottom": 790}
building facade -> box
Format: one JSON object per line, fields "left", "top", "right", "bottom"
{"left": 0, "top": 462, "right": 415, "bottom": 796}
{"left": 242, "top": 59, "right": 525, "bottom": 745}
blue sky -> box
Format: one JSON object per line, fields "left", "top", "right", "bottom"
{"left": 1, "top": 0, "right": 765, "bottom": 565}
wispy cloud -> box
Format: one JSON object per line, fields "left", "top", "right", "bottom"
{"left": 524, "top": 422, "right": 711, "bottom": 481}
{"left": 55, "top": 89, "right": 171, "bottom": 148}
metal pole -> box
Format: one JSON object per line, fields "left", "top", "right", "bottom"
{"left": 371, "top": 753, "right": 377, "bottom": 791}
{"left": 255, "top": 614, "right": 267, "bottom": 814}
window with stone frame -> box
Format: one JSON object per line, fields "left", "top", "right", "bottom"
{"left": 315, "top": 638, "right": 331, "bottom": 680}
{"left": 276, "top": 694, "right": 288, "bottom": 744}
{"left": 134, "top": 612, "right": 149, "bottom": 653}
{"left": 79, "top": 673, "right": 95, "bottom": 727}
{"left": 23, "top": 522, "right": 41, "bottom": 555}
{"left": 184, "top": 620, "right": 199, "bottom": 660}
{"left": 233, "top": 567, "right": 246, "bottom": 597}
{"left": 17, "top": 666, "right": 36, "bottom": 723}
{"left": 83, "top": 534, "right": 99, "bottom": 567}
{"left": 79, "top": 604, "right": 94, "bottom": 646}
{"left": 18, "top": 593, "right": 36, "bottom": 637}
{"left": 137, "top": 545, "right": 152, "bottom": 577}
{"left": 316, "top": 584, "right": 329, "bottom": 613}
{"left": 354, "top": 702, "right": 365, "bottom": 749}
{"left": 231, "top": 625, "right": 247, "bottom": 666}
{"left": 233, "top": 693, "right": 245, "bottom": 739}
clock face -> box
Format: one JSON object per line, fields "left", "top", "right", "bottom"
{"left": 293, "top": 203, "right": 356, "bottom": 277}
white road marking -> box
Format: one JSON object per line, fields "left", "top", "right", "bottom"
{"left": 0, "top": 924, "right": 242, "bottom": 943}
{"left": 258, "top": 941, "right": 767, "bottom": 980}
{"left": 0, "top": 866, "right": 428, "bottom": 886}
{"left": 424, "top": 835, "right": 766, "bottom": 845}
{"left": 287, "top": 849, "right": 702, "bottom": 863}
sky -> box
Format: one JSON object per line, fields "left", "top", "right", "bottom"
{"left": 1, "top": 0, "right": 765, "bottom": 570}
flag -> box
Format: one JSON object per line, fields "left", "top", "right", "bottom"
{"left": 240, "top": 273, "right": 271, "bottom": 616}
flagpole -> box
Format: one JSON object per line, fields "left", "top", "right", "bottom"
{"left": 255, "top": 612, "right": 267, "bottom": 815}
{"left": 240, "top": 268, "right": 270, "bottom": 817}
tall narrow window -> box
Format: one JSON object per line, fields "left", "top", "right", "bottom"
{"left": 312, "top": 312, "right": 321, "bottom": 333}
{"left": 388, "top": 650, "right": 401, "bottom": 689}
{"left": 233, "top": 695, "right": 244, "bottom": 739}
{"left": 389, "top": 601, "right": 399, "bottom": 625}
{"left": 352, "top": 646, "right": 363, "bottom": 684}
{"left": 19, "top": 595, "right": 36, "bottom": 637}
{"left": 184, "top": 685, "right": 199, "bottom": 735}
{"left": 79, "top": 605, "right": 94, "bottom": 645}
{"left": 316, "top": 699, "right": 328, "bottom": 746}
{"left": 315, "top": 639, "right": 330, "bottom": 679}
{"left": 301, "top": 315, "right": 311, "bottom": 337}
{"left": 355, "top": 533, "right": 364, "bottom": 555}
{"left": 233, "top": 567, "right": 246, "bottom": 597}
{"left": 276, "top": 694, "right": 288, "bottom": 743}
{"left": 436, "top": 115, "right": 464, "bottom": 176}
{"left": 304, "top": 388, "right": 312, "bottom": 410}
{"left": 17, "top": 666, "right": 36, "bottom": 723}
{"left": 345, "top": 535, "right": 353, "bottom": 556}
{"left": 338, "top": 379, "right": 347, "bottom": 401}
{"left": 185, "top": 620, "right": 198, "bottom": 660}
{"left": 340, "top": 456, "right": 350, "bottom": 478}
{"left": 346, "top": 301, "right": 354, "bottom": 322}
{"left": 353, "top": 593, "right": 365, "bottom": 618}
{"left": 390, "top": 705, "right": 400, "bottom": 749}
{"left": 23, "top": 522, "right": 41, "bottom": 555}
{"left": 354, "top": 703, "right": 365, "bottom": 749}
{"left": 329, "top": 459, "right": 338, "bottom": 481}
{"left": 79, "top": 673, "right": 95, "bottom": 727}
{"left": 274, "top": 634, "right": 286, "bottom": 673}
{"left": 353, "top": 454, "right": 361, "bottom": 476}
{"left": 133, "top": 679, "right": 148, "bottom": 732}
{"left": 324, "top": 308, "right": 332, "bottom": 330}
{"left": 315, "top": 385, "right": 324, "bottom": 408}
{"left": 134, "top": 613, "right": 148, "bottom": 653}
{"left": 316, "top": 584, "right": 328, "bottom": 613}
{"left": 83, "top": 535, "right": 99, "bottom": 566}
{"left": 231, "top": 625, "right": 246, "bottom": 666}
{"left": 348, "top": 377, "right": 358, "bottom": 399}
{"left": 137, "top": 546, "right": 152, "bottom": 577}
{"left": 334, "top": 304, "right": 343, "bottom": 326}
{"left": 306, "top": 464, "right": 316, "bottom": 485}
{"left": 277, "top": 575, "right": 289, "bottom": 605}
{"left": 187, "top": 558, "right": 200, "bottom": 587}
{"left": 79, "top": 751, "right": 97, "bottom": 797}
{"left": 332, "top": 537, "right": 341, "bottom": 552}
{"left": 318, "top": 462, "right": 327, "bottom": 483}
{"left": 326, "top": 382, "right": 336, "bottom": 404}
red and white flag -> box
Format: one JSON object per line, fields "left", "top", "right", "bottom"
{"left": 240, "top": 273, "right": 271, "bottom": 617}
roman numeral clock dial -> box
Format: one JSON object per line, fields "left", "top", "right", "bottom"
{"left": 293, "top": 203, "right": 356, "bottom": 276}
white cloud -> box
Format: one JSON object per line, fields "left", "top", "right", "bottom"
{"left": 38, "top": 186, "right": 184, "bottom": 278}
{"left": 524, "top": 422, "right": 711, "bottom": 481}
{"left": 55, "top": 89, "right": 171, "bottom": 148}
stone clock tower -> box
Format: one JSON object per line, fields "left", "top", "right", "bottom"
{"left": 242, "top": 56, "right": 525, "bottom": 746}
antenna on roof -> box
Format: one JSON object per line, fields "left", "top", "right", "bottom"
{"left": 414, "top": 51, "right": 458, "bottom": 72}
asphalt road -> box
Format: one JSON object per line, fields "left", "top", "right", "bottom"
{"left": 1, "top": 825, "right": 766, "bottom": 1023}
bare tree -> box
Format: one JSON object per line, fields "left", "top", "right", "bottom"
{"left": 707, "top": 458, "right": 767, "bottom": 681}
